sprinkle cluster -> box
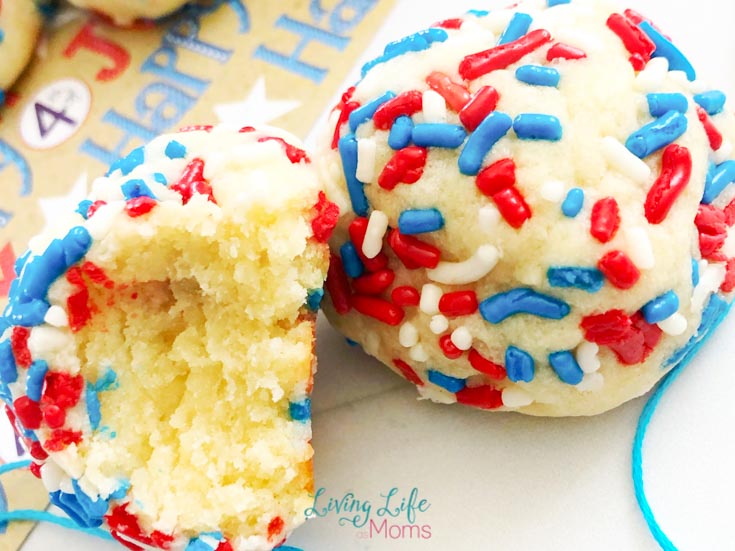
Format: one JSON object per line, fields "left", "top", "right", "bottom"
{"left": 324, "top": 1, "right": 735, "bottom": 411}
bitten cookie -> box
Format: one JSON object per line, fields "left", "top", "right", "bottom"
{"left": 0, "top": 0, "right": 42, "bottom": 102}
{"left": 317, "top": 0, "right": 735, "bottom": 416}
{"left": 0, "top": 125, "right": 338, "bottom": 550}
{"left": 66, "top": 0, "right": 189, "bottom": 25}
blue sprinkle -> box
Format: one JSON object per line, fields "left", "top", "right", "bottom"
{"left": 164, "top": 140, "right": 187, "bottom": 159}
{"left": 345, "top": 338, "right": 359, "bottom": 347}
{"left": 515, "top": 65, "right": 560, "bottom": 87}
{"left": 691, "top": 258, "right": 699, "bottom": 288}
{"left": 338, "top": 135, "right": 369, "bottom": 217}
{"left": 412, "top": 124, "right": 467, "bottom": 148}
{"left": 361, "top": 29, "right": 448, "bottom": 77}
{"left": 94, "top": 367, "right": 119, "bottom": 392}
{"left": 547, "top": 266, "right": 604, "bottom": 293}
{"left": 63, "top": 226, "right": 93, "bottom": 267}
{"left": 14, "top": 251, "right": 30, "bottom": 276}
{"left": 467, "top": 9, "right": 489, "bottom": 16}
{"left": 388, "top": 116, "right": 414, "bottom": 149}
{"left": 289, "top": 399, "right": 311, "bottom": 422}
{"left": 548, "top": 351, "right": 584, "bottom": 385}
{"left": 693, "top": 90, "right": 727, "bottom": 115}
{"left": 701, "top": 160, "right": 735, "bottom": 204}
{"left": 348, "top": 91, "right": 396, "bottom": 132}
{"left": 306, "top": 288, "right": 324, "bottom": 311}
{"left": 625, "top": 110, "right": 688, "bottom": 159}
{"left": 427, "top": 370, "right": 466, "bottom": 393}
{"left": 186, "top": 539, "right": 216, "bottom": 551}
{"left": 121, "top": 179, "right": 156, "bottom": 200}
{"left": 498, "top": 12, "right": 532, "bottom": 45}
{"left": 561, "top": 188, "right": 584, "bottom": 217}
{"left": 0, "top": 340, "right": 18, "bottom": 385}
{"left": 505, "top": 346, "right": 534, "bottom": 382}
{"left": 647, "top": 93, "right": 688, "bottom": 117}
{"left": 50, "top": 481, "right": 108, "bottom": 529}
{"left": 513, "top": 114, "right": 563, "bottom": 141}
{"left": 642, "top": 290, "right": 679, "bottom": 324}
{"left": 153, "top": 173, "right": 168, "bottom": 185}
{"left": 398, "top": 208, "right": 444, "bottom": 234}
{"left": 639, "top": 21, "right": 696, "bottom": 81}
{"left": 85, "top": 383, "right": 102, "bottom": 431}
{"left": 108, "top": 481, "right": 130, "bottom": 500}
{"left": 547, "top": 0, "right": 571, "bottom": 5}
{"left": 2, "top": 300, "right": 50, "bottom": 327}
{"left": 340, "top": 241, "right": 364, "bottom": 278}
{"left": 107, "top": 146, "right": 144, "bottom": 176}
{"left": 479, "top": 288, "right": 571, "bottom": 324}
{"left": 457, "top": 112, "right": 513, "bottom": 175}
{"left": 76, "top": 200, "right": 93, "bottom": 219}
{"left": 26, "top": 360, "right": 48, "bottom": 402}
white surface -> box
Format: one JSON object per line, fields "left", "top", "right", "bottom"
{"left": 12, "top": 1, "right": 735, "bottom": 550}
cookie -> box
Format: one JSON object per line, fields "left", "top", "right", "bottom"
{"left": 0, "top": 0, "right": 42, "bottom": 102}
{"left": 0, "top": 125, "right": 337, "bottom": 550}
{"left": 66, "top": 0, "right": 189, "bottom": 25}
{"left": 317, "top": 0, "right": 735, "bottom": 416}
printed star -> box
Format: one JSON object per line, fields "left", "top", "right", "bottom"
{"left": 0, "top": 243, "right": 15, "bottom": 298}
{"left": 214, "top": 77, "right": 301, "bottom": 128}
{"left": 37, "top": 172, "right": 88, "bottom": 232}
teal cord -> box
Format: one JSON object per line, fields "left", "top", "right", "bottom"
{"left": 0, "top": 460, "right": 32, "bottom": 476}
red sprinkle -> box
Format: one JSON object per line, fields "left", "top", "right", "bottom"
{"left": 44, "top": 429, "right": 83, "bottom": 452}
{"left": 425, "top": 72, "right": 471, "bottom": 112}
{"left": 378, "top": 146, "right": 428, "bottom": 190}
{"left": 433, "top": 18, "right": 464, "bottom": 30}
{"left": 439, "top": 334, "right": 463, "bottom": 359}
{"left": 239, "top": 126, "right": 256, "bottom": 133}
{"left": 258, "top": 136, "right": 310, "bottom": 164}
{"left": 723, "top": 198, "right": 735, "bottom": 226}
{"left": 43, "top": 404, "right": 66, "bottom": 429}
{"left": 14, "top": 396, "right": 43, "bottom": 429}
{"left": 86, "top": 200, "right": 107, "bottom": 218}
{"left": 331, "top": 95, "right": 360, "bottom": 150}
{"left": 351, "top": 295, "right": 404, "bottom": 326}
{"left": 373, "top": 91, "right": 423, "bottom": 130}
{"left": 351, "top": 269, "right": 395, "bottom": 295}
{"left": 696, "top": 106, "right": 724, "bottom": 151}
{"left": 492, "top": 187, "right": 532, "bottom": 229}
{"left": 695, "top": 204, "right": 728, "bottom": 259}
{"left": 391, "top": 286, "right": 420, "bottom": 306}
{"left": 628, "top": 53, "right": 647, "bottom": 71}
{"left": 311, "top": 191, "right": 340, "bottom": 242}
{"left": 456, "top": 385, "right": 503, "bottom": 409}
{"left": 438, "top": 291, "right": 478, "bottom": 316}
{"left": 387, "top": 229, "right": 441, "bottom": 269}
{"left": 580, "top": 309, "right": 632, "bottom": 345}
{"left": 215, "top": 542, "right": 234, "bottom": 551}
{"left": 125, "top": 196, "right": 157, "bottom": 217}
{"left": 170, "top": 158, "right": 216, "bottom": 205}
{"left": 623, "top": 8, "right": 671, "bottom": 40}
{"left": 11, "top": 327, "right": 32, "bottom": 368}
{"left": 598, "top": 250, "right": 640, "bottom": 289}
{"left": 645, "top": 144, "right": 692, "bottom": 224}
{"left": 476, "top": 158, "right": 516, "bottom": 196}
{"left": 267, "top": 517, "right": 285, "bottom": 541}
{"left": 106, "top": 504, "right": 174, "bottom": 550}
{"left": 607, "top": 312, "right": 662, "bottom": 365}
{"left": 29, "top": 440, "right": 48, "bottom": 461}
{"left": 82, "top": 261, "right": 115, "bottom": 289}
{"left": 325, "top": 253, "right": 352, "bottom": 315}
{"left": 606, "top": 13, "right": 656, "bottom": 67}
{"left": 721, "top": 258, "right": 735, "bottom": 293}
{"left": 468, "top": 348, "right": 507, "bottom": 379}
{"left": 590, "top": 197, "right": 621, "bottom": 243}
{"left": 67, "top": 285, "right": 92, "bottom": 332}
{"left": 178, "top": 125, "right": 213, "bottom": 133}
{"left": 546, "top": 43, "right": 587, "bottom": 61}
{"left": 42, "top": 372, "right": 84, "bottom": 409}
{"left": 459, "top": 85, "right": 500, "bottom": 132}
{"left": 29, "top": 462, "right": 42, "bottom": 479}
{"left": 459, "top": 29, "right": 552, "bottom": 80}
{"left": 348, "top": 217, "right": 389, "bottom": 272}
{"left": 393, "top": 358, "right": 423, "bottom": 386}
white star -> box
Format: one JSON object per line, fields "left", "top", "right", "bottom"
{"left": 214, "top": 77, "right": 301, "bottom": 128}
{"left": 38, "top": 172, "right": 88, "bottom": 232}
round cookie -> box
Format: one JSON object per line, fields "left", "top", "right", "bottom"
{"left": 0, "top": 125, "right": 338, "bottom": 550}
{"left": 0, "top": 0, "right": 42, "bottom": 102}
{"left": 317, "top": 0, "right": 735, "bottom": 416}
{"left": 66, "top": 0, "right": 189, "bottom": 25}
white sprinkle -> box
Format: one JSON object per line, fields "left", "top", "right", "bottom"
{"left": 409, "top": 344, "right": 429, "bottom": 362}
{"left": 576, "top": 341, "right": 600, "bottom": 373}
{"left": 634, "top": 57, "right": 669, "bottom": 91}
{"left": 28, "top": 326, "right": 69, "bottom": 357}
{"left": 624, "top": 226, "right": 655, "bottom": 270}
{"left": 362, "top": 210, "right": 389, "bottom": 259}
{"left": 427, "top": 245, "right": 499, "bottom": 285}
{"left": 691, "top": 262, "right": 727, "bottom": 313}
{"left": 363, "top": 332, "right": 380, "bottom": 356}
{"left": 356, "top": 138, "right": 377, "bottom": 183}
{"left": 501, "top": 386, "right": 533, "bottom": 407}
{"left": 429, "top": 315, "right": 449, "bottom": 334}
{"left": 657, "top": 312, "right": 688, "bottom": 336}
{"left": 601, "top": 136, "right": 651, "bottom": 183}
{"left": 478, "top": 204, "right": 501, "bottom": 233}
{"left": 714, "top": 140, "right": 733, "bottom": 165}
{"left": 540, "top": 180, "right": 566, "bottom": 202}
{"left": 399, "top": 323, "right": 419, "bottom": 347}
{"left": 450, "top": 326, "right": 473, "bottom": 351}
{"left": 44, "top": 305, "right": 69, "bottom": 327}
{"left": 576, "top": 372, "right": 605, "bottom": 392}
{"left": 40, "top": 462, "right": 66, "bottom": 493}
{"left": 689, "top": 78, "right": 710, "bottom": 94}
{"left": 422, "top": 89, "right": 447, "bottom": 123}
{"left": 419, "top": 283, "right": 442, "bottom": 314}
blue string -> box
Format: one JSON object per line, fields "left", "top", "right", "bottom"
{"left": 0, "top": 460, "right": 31, "bottom": 476}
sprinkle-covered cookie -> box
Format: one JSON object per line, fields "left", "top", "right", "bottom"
{"left": 0, "top": 125, "right": 337, "bottom": 550}
{"left": 317, "top": 0, "right": 735, "bottom": 416}
{"left": 0, "top": 0, "right": 43, "bottom": 103}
